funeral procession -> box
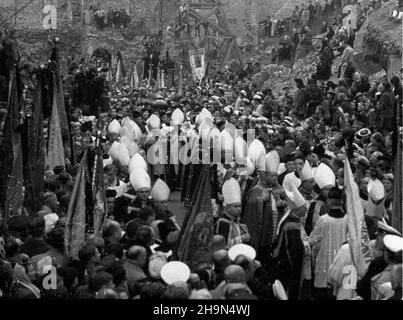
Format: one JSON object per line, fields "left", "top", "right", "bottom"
{"left": 0, "top": 0, "right": 402, "bottom": 305}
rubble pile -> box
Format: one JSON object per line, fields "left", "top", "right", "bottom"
{"left": 252, "top": 52, "right": 320, "bottom": 95}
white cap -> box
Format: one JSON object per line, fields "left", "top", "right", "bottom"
{"left": 108, "top": 119, "right": 121, "bottom": 134}
{"left": 147, "top": 114, "right": 161, "bottom": 129}
{"left": 160, "top": 124, "right": 175, "bottom": 137}
{"left": 120, "top": 118, "right": 142, "bottom": 142}
{"left": 220, "top": 129, "right": 234, "bottom": 153}
{"left": 234, "top": 136, "right": 247, "bottom": 164}
{"left": 196, "top": 108, "right": 212, "bottom": 124}
{"left": 383, "top": 235, "right": 403, "bottom": 253}
{"left": 248, "top": 139, "right": 266, "bottom": 171}
{"left": 265, "top": 150, "right": 280, "bottom": 173}
{"left": 299, "top": 160, "right": 314, "bottom": 181}
{"left": 151, "top": 178, "right": 170, "bottom": 202}
{"left": 368, "top": 179, "right": 385, "bottom": 202}
{"left": 284, "top": 183, "right": 305, "bottom": 210}
{"left": 171, "top": 108, "right": 184, "bottom": 125}
{"left": 209, "top": 127, "right": 221, "bottom": 146}
{"left": 160, "top": 261, "right": 191, "bottom": 285}
{"left": 222, "top": 178, "right": 242, "bottom": 205}
{"left": 119, "top": 136, "right": 139, "bottom": 157}
{"left": 119, "top": 125, "right": 135, "bottom": 142}
{"left": 253, "top": 94, "right": 262, "bottom": 100}
{"left": 108, "top": 141, "right": 121, "bottom": 161}
{"left": 283, "top": 172, "right": 302, "bottom": 191}
{"left": 117, "top": 143, "right": 130, "bottom": 167}
{"left": 128, "top": 152, "right": 148, "bottom": 174}
{"left": 132, "top": 121, "right": 143, "bottom": 141}
{"left": 273, "top": 280, "right": 288, "bottom": 300}
{"left": 314, "top": 163, "right": 336, "bottom": 189}
{"left": 199, "top": 119, "right": 213, "bottom": 146}
{"left": 44, "top": 213, "right": 59, "bottom": 234}
{"left": 228, "top": 244, "right": 256, "bottom": 261}
{"left": 103, "top": 155, "right": 113, "bottom": 168}
{"left": 278, "top": 163, "right": 287, "bottom": 175}
{"left": 237, "top": 157, "right": 255, "bottom": 176}
{"left": 130, "top": 168, "right": 151, "bottom": 191}
{"left": 366, "top": 197, "right": 385, "bottom": 219}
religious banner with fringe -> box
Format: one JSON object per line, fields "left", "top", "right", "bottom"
{"left": 47, "top": 77, "right": 65, "bottom": 170}
{"left": 64, "top": 150, "right": 88, "bottom": 261}
{"left": 0, "top": 71, "right": 23, "bottom": 229}
{"left": 344, "top": 157, "right": 372, "bottom": 278}
{"left": 174, "top": 164, "right": 214, "bottom": 271}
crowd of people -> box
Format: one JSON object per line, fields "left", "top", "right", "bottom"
{"left": 0, "top": 0, "right": 402, "bottom": 301}
{"left": 272, "top": 0, "right": 387, "bottom": 67}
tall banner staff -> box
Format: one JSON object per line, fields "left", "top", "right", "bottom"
{"left": 148, "top": 54, "right": 153, "bottom": 88}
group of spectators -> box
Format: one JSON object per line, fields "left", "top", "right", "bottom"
{"left": 0, "top": 0, "right": 402, "bottom": 301}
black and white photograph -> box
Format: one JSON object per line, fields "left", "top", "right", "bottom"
{"left": 0, "top": 0, "right": 402, "bottom": 311}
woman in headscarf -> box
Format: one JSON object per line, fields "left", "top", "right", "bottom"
{"left": 10, "top": 254, "right": 41, "bottom": 299}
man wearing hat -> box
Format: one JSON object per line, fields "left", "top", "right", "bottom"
{"left": 278, "top": 153, "right": 297, "bottom": 186}
{"left": 243, "top": 150, "right": 283, "bottom": 268}
{"left": 273, "top": 184, "right": 309, "bottom": 300}
{"left": 370, "top": 235, "right": 403, "bottom": 300}
{"left": 216, "top": 178, "right": 250, "bottom": 247}
{"left": 293, "top": 78, "right": 308, "bottom": 121}
{"left": 296, "top": 160, "right": 320, "bottom": 232}
{"left": 150, "top": 179, "right": 181, "bottom": 231}
{"left": 306, "top": 78, "right": 323, "bottom": 118}
{"left": 113, "top": 170, "right": 153, "bottom": 225}
{"left": 302, "top": 162, "right": 334, "bottom": 236}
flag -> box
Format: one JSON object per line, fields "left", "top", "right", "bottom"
{"left": 115, "top": 52, "right": 125, "bottom": 85}
{"left": 148, "top": 54, "right": 153, "bottom": 87}
{"left": 174, "top": 165, "right": 214, "bottom": 271}
{"left": 64, "top": 150, "right": 88, "bottom": 260}
{"left": 47, "top": 77, "right": 65, "bottom": 170}
{"left": 106, "top": 63, "right": 113, "bottom": 82}
{"left": 156, "top": 63, "right": 161, "bottom": 88}
{"left": 51, "top": 47, "right": 69, "bottom": 137}
{"left": 92, "top": 135, "right": 106, "bottom": 236}
{"left": 391, "top": 115, "right": 402, "bottom": 232}
{"left": 344, "top": 158, "right": 372, "bottom": 277}
{"left": 115, "top": 58, "right": 122, "bottom": 84}
{"left": 189, "top": 49, "right": 206, "bottom": 81}
{"left": 130, "top": 63, "right": 139, "bottom": 90}
{"left": 0, "top": 72, "right": 24, "bottom": 225}
{"left": 161, "top": 69, "right": 165, "bottom": 88}
{"left": 22, "top": 79, "right": 45, "bottom": 213}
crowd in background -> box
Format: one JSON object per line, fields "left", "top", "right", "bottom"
{"left": 0, "top": 0, "right": 402, "bottom": 301}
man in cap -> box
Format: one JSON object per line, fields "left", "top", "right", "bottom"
{"left": 306, "top": 163, "right": 336, "bottom": 235}
{"left": 113, "top": 170, "right": 154, "bottom": 225}
{"left": 273, "top": 185, "right": 309, "bottom": 300}
{"left": 298, "top": 160, "right": 323, "bottom": 236}
{"left": 252, "top": 95, "right": 263, "bottom": 116}
{"left": 243, "top": 150, "right": 283, "bottom": 268}
{"left": 132, "top": 110, "right": 147, "bottom": 134}
{"left": 150, "top": 178, "right": 180, "bottom": 231}
{"left": 370, "top": 235, "right": 403, "bottom": 300}
{"left": 306, "top": 78, "right": 323, "bottom": 117}
{"left": 104, "top": 164, "right": 128, "bottom": 198}
{"left": 216, "top": 178, "right": 250, "bottom": 247}
{"left": 293, "top": 78, "right": 308, "bottom": 121}
{"left": 234, "top": 90, "right": 247, "bottom": 111}
{"left": 278, "top": 153, "right": 297, "bottom": 186}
